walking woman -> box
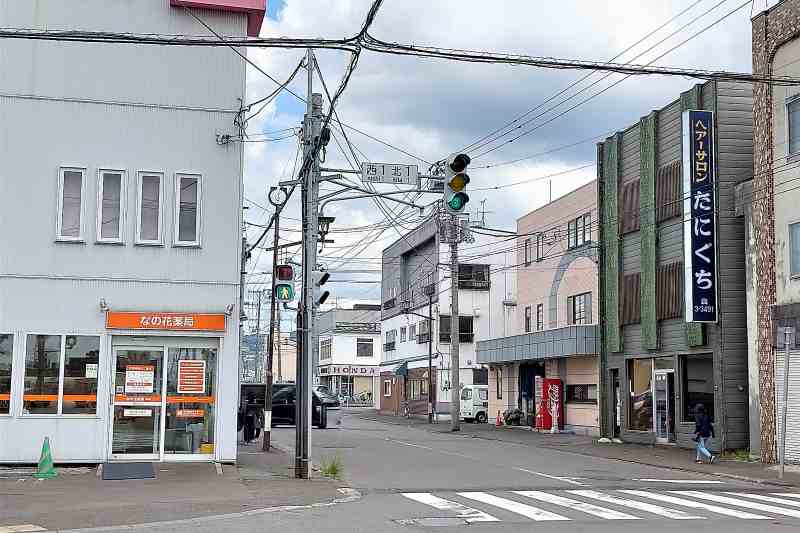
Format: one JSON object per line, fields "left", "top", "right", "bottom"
{"left": 693, "top": 403, "right": 716, "bottom": 464}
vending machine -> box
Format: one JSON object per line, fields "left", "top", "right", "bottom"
{"left": 535, "top": 378, "right": 564, "bottom": 431}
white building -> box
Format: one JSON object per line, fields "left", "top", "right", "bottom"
{"left": 0, "top": 0, "right": 265, "bottom": 463}
{"left": 317, "top": 305, "right": 382, "bottom": 405}
{"left": 378, "top": 218, "right": 516, "bottom": 417}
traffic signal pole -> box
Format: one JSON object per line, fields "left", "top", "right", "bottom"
{"left": 263, "top": 209, "right": 279, "bottom": 452}
{"left": 449, "top": 219, "right": 461, "bottom": 432}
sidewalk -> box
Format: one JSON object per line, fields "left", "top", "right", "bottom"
{"left": 356, "top": 410, "right": 800, "bottom": 487}
{"left": 0, "top": 442, "right": 344, "bottom": 531}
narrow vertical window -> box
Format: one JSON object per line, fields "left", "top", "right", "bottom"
{"left": 0, "top": 334, "right": 12, "bottom": 414}
{"left": 175, "top": 174, "right": 201, "bottom": 246}
{"left": 524, "top": 238, "right": 532, "bottom": 266}
{"left": 788, "top": 98, "right": 800, "bottom": 155}
{"left": 137, "top": 172, "right": 162, "bottom": 244}
{"left": 496, "top": 367, "right": 503, "bottom": 400}
{"left": 790, "top": 222, "right": 800, "bottom": 277}
{"left": 536, "top": 303, "right": 544, "bottom": 331}
{"left": 524, "top": 306, "right": 532, "bottom": 333}
{"left": 97, "top": 170, "right": 125, "bottom": 243}
{"left": 57, "top": 167, "right": 85, "bottom": 241}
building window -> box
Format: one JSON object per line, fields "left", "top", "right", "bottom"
{"left": 409, "top": 379, "right": 427, "bottom": 400}
{"left": 136, "top": 172, "right": 163, "bottom": 244}
{"left": 320, "top": 338, "right": 332, "bottom": 360}
{"left": 57, "top": 167, "right": 85, "bottom": 241}
{"left": 97, "top": 169, "right": 125, "bottom": 243}
{"left": 568, "top": 214, "right": 592, "bottom": 249}
{"left": 458, "top": 264, "right": 490, "bottom": 290}
{"left": 409, "top": 324, "right": 416, "bottom": 342}
{"left": 0, "top": 334, "right": 12, "bottom": 414}
{"left": 791, "top": 222, "right": 800, "bottom": 277}
{"left": 536, "top": 303, "right": 544, "bottom": 331}
{"left": 628, "top": 358, "right": 653, "bottom": 431}
{"left": 24, "top": 335, "right": 100, "bottom": 415}
{"left": 400, "top": 327, "right": 407, "bottom": 343}
{"left": 566, "top": 384, "right": 598, "bottom": 404}
{"left": 384, "top": 330, "right": 396, "bottom": 352}
{"left": 496, "top": 367, "right": 503, "bottom": 399}
{"left": 417, "top": 320, "right": 430, "bottom": 344}
{"left": 439, "top": 315, "right": 474, "bottom": 343}
{"left": 383, "top": 380, "right": 392, "bottom": 397}
{"left": 789, "top": 97, "right": 800, "bottom": 155}
{"left": 524, "top": 306, "right": 532, "bottom": 333}
{"left": 524, "top": 238, "right": 532, "bottom": 266}
{"left": 536, "top": 233, "right": 544, "bottom": 261}
{"left": 175, "top": 174, "right": 201, "bottom": 246}
{"left": 681, "top": 353, "right": 714, "bottom": 422}
{"left": 356, "top": 338, "right": 373, "bottom": 358}
{"left": 567, "top": 292, "right": 591, "bottom": 325}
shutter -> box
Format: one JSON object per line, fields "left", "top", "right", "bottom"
{"left": 621, "top": 180, "right": 641, "bottom": 234}
{"left": 656, "top": 160, "right": 682, "bottom": 222}
{"left": 622, "top": 273, "right": 641, "bottom": 325}
{"left": 775, "top": 349, "right": 800, "bottom": 462}
{"left": 656, "top": 261, "right": 684, "bottom": 320}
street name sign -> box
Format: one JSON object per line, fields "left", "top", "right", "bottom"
{"left": 361, "top": 162, "right": 418, "bottom": 185}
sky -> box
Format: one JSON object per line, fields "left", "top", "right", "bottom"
{"left": 239, "top": 0, "right": 770, "bottom": 316}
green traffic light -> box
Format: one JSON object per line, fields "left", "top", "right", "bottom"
{"left": 447, "top": 192, "right": 469, "bottom": 211}
{"left": 275, "top": 283, "right": 295, "bottom": 301}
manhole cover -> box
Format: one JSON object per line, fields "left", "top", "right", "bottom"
{"left": 395, "top": 518, "right": 469, "bottom": 527}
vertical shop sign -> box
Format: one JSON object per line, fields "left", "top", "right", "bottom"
{"left": 682, "top": 110, "right": 718, "bottom": 323}
{"left": 125, "top": 365, "right": 155, "bottom": 394}
{"left": 177, "top": 360, "right": 206, "bottom": 394}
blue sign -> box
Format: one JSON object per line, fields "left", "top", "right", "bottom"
{"left": 683, "top": 110, "right": 718, "bottom": 323}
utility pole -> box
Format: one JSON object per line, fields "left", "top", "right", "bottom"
{"left": 297, "top": 48, "right": 322, "bottom": 479}
{"left": 263, "top": 208, "right": 280, "bottom": 451}
{"left": 238, "top": 234, "right": 247, "bottom": 388}
{"left": 779, "top": 326, "right": 795, "bottom": 479}
{"left": 428, "top": 294, "right": 434, "bottom": 424}
{"left": 449, "top": 215, "right": 461, "bottom": 432}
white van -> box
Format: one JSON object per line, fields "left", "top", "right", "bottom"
{"left": 460, "top": 385, "right": 489, "bottom": 423}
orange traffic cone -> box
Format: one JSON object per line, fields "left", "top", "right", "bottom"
{"left": 495, "top": 411, "right": 503, "bottom": 427}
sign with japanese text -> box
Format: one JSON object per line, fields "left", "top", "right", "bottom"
{"left": 106, "top": 312, "right": 226, "bottom": 332}
{"left": 682, "top": 110, "right": 718, "bottom": 323}
{"left": 125, "top": 365, "right": 155, "bottom": 394}
{"left": 177, "top": 360, "right": 206, "bottom": 394}
{"left": 176, "top": 408, "right": 205, "bottom": 418}
{"left": 360, "top": 162, "right": 418, "bottom": 185}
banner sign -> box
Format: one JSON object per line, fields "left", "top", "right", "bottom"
{"left": 177, "top": 360, "right": 206, "bottom": 394}
{"left": 682, "top": 110, "right": 719, "bottom": 323}
{"left": 106, "top": 312, "right": 226, "bottom": 332}
{"left": 319, "top": 365, "right": 378, "bottom": 376}
{"left": 125, "top": 364, "right": 155, "bottom": 394}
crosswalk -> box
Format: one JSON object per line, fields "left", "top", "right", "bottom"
{"left": 400, "top": 489, "right": 800, "bottom": 523}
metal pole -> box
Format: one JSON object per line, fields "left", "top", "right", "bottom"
{"left": 263, "top": 211, "right": 279, "bottom": 452}
{"left": 449, "top": 215, "right": 461, "bottom": 432}
{"left": 428, "top": 295, "right": 433, "bottom": 424}
{"left": 239, "top": 235, "right": 246, "bottom": 387}
{"left": 779, "top": 327, "right": 792, "bottom": 479}
{"left": 276, "top": 303, "right": 282, "bottom": 382}
{"left": 251, "top": 289, "right": 262, "bottom": 381}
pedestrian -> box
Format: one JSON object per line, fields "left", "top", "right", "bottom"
{"left": 243, "top": 393, "right": 256, "bottom": 444}
{"left": 253, "top": 406, "right": 263, "bottom": 441}
{"left": 692, "top": 403, "right": 716, "bottom": 464}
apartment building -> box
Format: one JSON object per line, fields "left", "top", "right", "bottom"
{"left": 0, "top": 0, "right": 264, "bottom": 463}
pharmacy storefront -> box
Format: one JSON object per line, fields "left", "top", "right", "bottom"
{"left": 0, "top": 310, "right": 238, "bottom": 464}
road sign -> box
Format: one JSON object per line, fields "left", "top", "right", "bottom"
{"left": 361, "top": 162, "right": 418, "bottom": 185}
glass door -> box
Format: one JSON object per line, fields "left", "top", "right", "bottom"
{"left": 163, "top": 348, "right": 217, "bottom": 457}
{"left": 654, "top": 370, "right": 675, "bottom": 443}
{"left": 110, "top": 348, "right": 165, "bottom": 460}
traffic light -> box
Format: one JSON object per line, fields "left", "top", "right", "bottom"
{"left": 312, "top": 270, "right": 331, "bottom": 307}
{"left": 274, "top": 264, "right": 295, "bottom": 302}
{"left": 444, "top": 153, "right": 471, "bottom": 214}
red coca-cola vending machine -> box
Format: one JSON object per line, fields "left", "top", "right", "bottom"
{"left": 535, "top": 378, "right": 564, "bottom": 431}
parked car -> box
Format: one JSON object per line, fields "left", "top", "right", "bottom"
{"left": 460, "top": 384, "right": 489, "bottom": 423}
{"left": 314, "top": 385, "right": 341, "bottom": 407}
{"left": 271, "top": 383, "right": 328, "bottom": 428}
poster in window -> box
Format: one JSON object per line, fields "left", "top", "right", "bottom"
{"left": 682, "top": 109, "right": 718, "bottom": 323}
{"left": 177, "top": 360, "right": 206, "bottom": 394}
{"left": 125, "top": 364, "right": 155, "bottom": 394}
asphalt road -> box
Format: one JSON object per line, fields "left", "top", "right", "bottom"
{"left": 7, "top": 412, "right": 800, "bottom": 533}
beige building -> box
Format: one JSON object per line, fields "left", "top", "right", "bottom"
{"left": 478, "top": 181, "right": 599, "bottom": 435}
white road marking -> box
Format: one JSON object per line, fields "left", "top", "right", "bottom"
{"left": 515, "top": 490, "right": 639, "bottom": 520}
{"left": 773, "top": 493, "right": 800, "bottom": 499}
{"left": 673, "top": 491, "right": 800, "bottom": 518}
{"left": 619, "top": 490, "right": 770, "bottom": 519}
{"left": 458, "top": 492, "right": 570, "bottom": 521}
{"left": 0, "top": 526, "right": 48, "bottom": 533}
{"left": 401, "top": 493, "right": 499, "bottom": 523}
{"left": 514, "top": 468, "right": 586, "bottom": 486}
{"left": 633, "top": 479, "right": 725, "bottom": 484}
{"left": 727, "top": 492, "right": 800, "bottom": 508}
{"left": 567, "top": 490, "right": 704, "bottom": 520}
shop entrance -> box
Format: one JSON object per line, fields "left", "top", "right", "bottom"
{"left": 654, "top": 370, "right": 675, "bottom": 443}
{"left": 110, "top": 342, "right": 217, "bottom": 461}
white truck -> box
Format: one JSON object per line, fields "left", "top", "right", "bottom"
{"left": 460, "top": 384, "right": 489, "bottom": 423}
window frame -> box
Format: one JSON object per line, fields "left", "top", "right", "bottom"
{"left": 524, "top": 238, "right": 532, "bottom": 266}
{"left": 680, "top": 353, "right": 715, "bottom": 423}
{"left": 383, "top": 379, "right": 392, "bottom": 397}
{"left": 0, "top": 334, "right": 13, "bottom": 416}
{"left": 400, "top": 326, "right": 407, "bottom": 343}
{"left": 566, "top": 383, "right": 598, "bottom": 404}
{"left": 495, "top": 367, "right": 503, "bottom": 400}
{"left": 524, "top": 306, "right": 532, "bottom": 333}
{"left": 536, "top": 233, "right": 544, "bottom": 261}
{"left": 356, "top": 337, "right": 374, "bottom": 358}
{"left": 173, "top": 172, "right": 202, "bottom": 247}
{"left": 568, "top": 292, "right": 591, "bottom": 325}
{"left": 96, "top": 168, "right": 127, "bottom": 244}
{"left": 787, "top": 94, "right": 800, "bottom": 158}
{"left": 22, "top": 333, "right": 101, "bottom": 418}
{"left": 320, "top": 337, "right": 332, "bottom": 360}
{"left": 56, "top": 166, "right": 87, "bottom": 243}
{"left": 135, "top": 170, "right": 165, "bottom": 246}
{"left": 790, "top": 221, "right": 800, "bottom": 279}
{"left": 536, "top": 303, "right": 544, "bottom": 331}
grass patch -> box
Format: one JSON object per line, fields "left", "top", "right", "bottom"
{"left": 320, "top": 454, "right": 344, "bottom": 480}
{"left": 721, "top": 449, "right": 752, "bottom": 462}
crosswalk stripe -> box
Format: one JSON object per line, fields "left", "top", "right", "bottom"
{"left": 567, "top": 490, "right": 705, "bottom": 520}
{"left": 458, "top": 492, "right": 570, "bottom": 521}
{"left": 515, "top": 490, "right": 640, "bottom": 520}
{"left": 401, "top": 493, "right": 499, "bottom": 523}
{"left": 727, "top": 492, "right": 800, "bottom": 508}
{"left": 619, "top": 490, "right": 771, "bottom": 519}
{"left": 773, "top": 493, "right": 800, "bottom": 499}
{"left": 673, "top": 491, "right": 800, "bottom": 518}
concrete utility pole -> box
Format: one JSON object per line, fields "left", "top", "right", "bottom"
{"left": 779, "top": 326, "right": 795, "bottom": 479}
{"left": 238, "top": 234, "right": 247, "bottom": 386}
{"left": 263, "top": 208, "right": 280, "bottom": 451}
{"left": 428, "top": 295, "right": 434, "bottom": 424}
{"left": 449, "top": 215, "right": 461, "bottom": 432}
{"left": 297, "top": 48, "right": 323, "bottom": 479}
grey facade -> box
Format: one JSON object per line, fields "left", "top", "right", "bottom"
{"left": 598, "top": 81, "right": 752, "bottom": 451}
{"left": 478, "top": 326, "right": 598, "bottom": 364}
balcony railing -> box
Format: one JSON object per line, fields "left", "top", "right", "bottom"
{"left": 416, "top": 333, "right": 430, "bottom": 344}
{"left": 458, "top": 279, "right": 490, "bottom": 291}
{"left": 383, "top": 341, "right": 396, "bottom": 352}
{"left": 383, "top": 298, "right": 396, "bottom": 310}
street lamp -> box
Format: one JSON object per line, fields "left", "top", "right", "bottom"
{"left": 402, "top": 295, "right": 435, "bottom": 423}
